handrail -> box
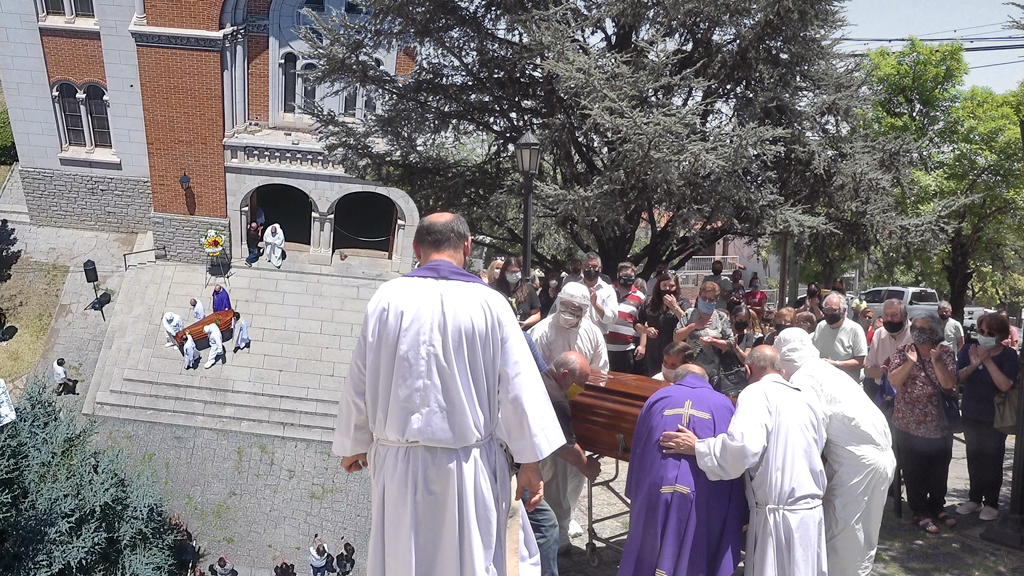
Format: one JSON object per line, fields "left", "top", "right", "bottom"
{"left": 123, "top": 246, "right": 167, "bottom": 271}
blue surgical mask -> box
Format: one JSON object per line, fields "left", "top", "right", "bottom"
{"left": 697, "top": 299, "right": 716, "bottom": 315}
{"left": 978, "top": 335, "right": 999, "bottom": 349}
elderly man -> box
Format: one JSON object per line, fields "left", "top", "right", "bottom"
{"left": 537, "top": 351, "right": 602, "bottom": 556}
{"left": 264, "top": 224, "right": 286, "bottom": 269}
{"left": 212, "top": 284, "right": 232, "bottom": 313}
{"left": 578, "top": 252, "right": 618, "bottom": 334}
{"left": 162, "top": 311, "right": 184, "bottom": 348}
{"left": 660, "top": 346, "right": 827, "bottom": 576}
{"left": 333, "top": 213, "right": 565, "bottom": 576}
{"left": 619, "top": 370, "right": 747, "bottom": 576}
{"left": 189, "top": 298, "right": 206, "bottom": 322}
{"left": 938, "top": 301, "right": 965, "bottom": 351}
{"left": 529, "top": 282, "right": 609, "bottom": 372}
{"left": 776, "top": 328, "right": 896, "bottom": 576}
{"left": 813, "top": 292, "right": 868, "bottom": 381}
{"left": 864, "top": 298, "right": 912, "bottom": 398}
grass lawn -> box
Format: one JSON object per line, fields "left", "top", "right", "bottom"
{"left": 1, "top": 82, "right": 12, "bottom": 186}
{"left": 0, "top": 259, "right": 69, "bottom": 383}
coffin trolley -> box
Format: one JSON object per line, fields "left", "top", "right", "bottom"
{"left": 569, "top": 371, "right": 669, "bottom": 567}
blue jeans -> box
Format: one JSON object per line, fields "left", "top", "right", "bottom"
{"left": 526, "top": 499, "right": 559, "bottom": 576}
{"left": 246, "top": 247, "right": 259, "bottom": 264}
{"left": 311, "top": 565, "right": 327, "bottom": 576}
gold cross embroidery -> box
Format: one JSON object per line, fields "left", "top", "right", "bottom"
{"left": 663, "top": 399, "right": 712, "bottom": 427}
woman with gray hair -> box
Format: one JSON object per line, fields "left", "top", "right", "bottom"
{"left": 885, "top": 313, "right": 958, "bottom": 533}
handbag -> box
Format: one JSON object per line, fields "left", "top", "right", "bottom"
{"left": 993, "top": 387, "right": 1020, "bottom": 435}
{"left": 715, "top": 346, "right": 748, "bottom": 398}
{"left": 917, "top": 351, "right": 961, "bottom": 433}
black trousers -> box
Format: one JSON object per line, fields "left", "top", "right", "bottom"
{"left": 962, "top": 416, "right": 1008, "bottom": 508}
{"left": 895, "top": 428, "right": 953, "bottom": 518}
{"left": 608, "top": 349, "right": 634, "bottom": 373}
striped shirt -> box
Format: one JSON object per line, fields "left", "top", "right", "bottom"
{"left": 606, "top": 286, "right": 644, "bottom": 352}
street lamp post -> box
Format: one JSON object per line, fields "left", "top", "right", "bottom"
{"left": 515, "top": 131, "right": 541, "bottom": 275}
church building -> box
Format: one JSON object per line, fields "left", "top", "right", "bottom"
{"left": 0, "top": 0, "right": 419, "bottom": 270}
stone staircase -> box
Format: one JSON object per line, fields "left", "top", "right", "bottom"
{"left": 124, "top": 231, "right": 158, "bottom": 269}
{"left": 0, "top": 166, "right": 30, "bottom": 224}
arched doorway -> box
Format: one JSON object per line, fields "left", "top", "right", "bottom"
{"left": 248, "top": 184, "right": 314, "bottom": 245}
{"left": 332, "top": 192, "right": 398, "bottom": 255}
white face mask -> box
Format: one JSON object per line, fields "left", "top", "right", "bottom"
{"left": 506, "top": 272, "right": 522, "bottom": 284}
{"left": 549, "top": 280, "right": 558, "bottom": 288}
{"left": 661, "top": 365, "right": 678, "bottom": 381}
{"left": 557, "top": 310, "right": 583, "bottom": 330}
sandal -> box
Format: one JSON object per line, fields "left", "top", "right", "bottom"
{"left": 936, "top": 512, "right": 956, "bottom": 527}
{"left": 917, "top": 518, "right": 940, "bottom": 534}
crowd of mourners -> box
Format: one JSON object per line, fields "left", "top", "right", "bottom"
{"left": 481, "top": 253, "right": 1017, "bottom": 532}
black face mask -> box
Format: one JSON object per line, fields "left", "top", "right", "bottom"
{"left": 939, "top": 314, "right": 950, "bottom": 321}
{"left": 583, "top": 269, "right": 600, "bottom": 282}
{"left": 735, "top": 321, "right": 749, "bottom": 331}
{"left": 824, "top": 312, "right": 843, "bottom": 325}
{"left": 618, "top": 275, "right": 635, "bottom": 286}
{"left": 883, "top": 320, "right": 904, "bottom": 334}
{"left": 712, "top": 268, "right": 723, "bottom": 276}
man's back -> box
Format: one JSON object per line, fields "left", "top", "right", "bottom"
{"left": 792, "top": 360, "right": 891, "bottom": 457}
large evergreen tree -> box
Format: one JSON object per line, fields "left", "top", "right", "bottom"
{"left": 302, "top": 0, "right": 900, "bottom": 272}
{"left": 0, "top": 380, "right": 178, "bottom": 576}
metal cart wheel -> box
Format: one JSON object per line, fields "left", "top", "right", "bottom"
{"left": 586, "top": 543, "right": 601, "bottom": 567}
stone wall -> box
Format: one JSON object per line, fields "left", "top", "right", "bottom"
{"left": 20, "top": 167, "right": 152, "bottom": 232}
{"left": 151, "top": 212, "right": 232, "bottom": 265}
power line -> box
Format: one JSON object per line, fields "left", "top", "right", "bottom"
{"left": 838, "top": 36, "right": 1024, "bottom": 43}
{"left": 914, "top": 21, "right": 1012, "bottom": 37}
{"left": 970, "top": 59, "right": 1024, "bottom": 70}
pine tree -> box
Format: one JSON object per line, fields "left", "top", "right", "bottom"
{"left": 0, "top": 380, "right": 178, "bottom": 576}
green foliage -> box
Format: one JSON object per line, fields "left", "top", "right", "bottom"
{"left": 0, "top": 107, "right": 16, "bottom": 165}
{"left": 0, "top": 380, "right": 178, "bottom": 576}
{"left": 865, "top": 39, "right": 1024, "bottom": 316}
{"left": 302, "top": 0, "right": 898, "bottom": 273}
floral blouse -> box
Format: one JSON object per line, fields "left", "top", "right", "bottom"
{"left": 886, "top": 343, "right": 957, "bottom": 439}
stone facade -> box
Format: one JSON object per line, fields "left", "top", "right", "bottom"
{"left": 20, "top": 167, "right": 152, "bottom": 232}
{"left": 151, "top": 212, "right": 232, "bottom": 264}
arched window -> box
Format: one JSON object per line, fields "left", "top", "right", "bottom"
{"left": 58, "top": 83, "right": 86, "bottom": 146}
{"left": 301, "top": 63, "right": 317, "bottom": 110}
{"left": 86, "top": 85, "right": 110, "bottom": 148}
{"left": 283, "top": 53, "right": 297, "bottom": 113}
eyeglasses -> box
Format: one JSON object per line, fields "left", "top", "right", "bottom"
{"left": 979, "top": 329, "right": 998, "bottom": 337}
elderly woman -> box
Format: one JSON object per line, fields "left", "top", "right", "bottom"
{"left": 885, "top": 313, "right": 959, "bottom": 533}
{"left": 955, "top": 312, "right": 1020, "bottom": 521}
{"left": 674, "top": 281, "right": 735, "bottom": 394}
{"left": 493, "top": 256, "right": 542, "bottom": 330}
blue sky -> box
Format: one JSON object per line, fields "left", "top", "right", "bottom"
{"left": 843, "top": 0, "right": 1024, "bottom": 93}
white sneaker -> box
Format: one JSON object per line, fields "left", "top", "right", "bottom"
{"left": 165, "top": 342, "right": 175, "bottom": 347}
{"left": 979, "top": 506, "right": 999, "bottom": 521}
{"left": 568, "top": 519, "right": 584, "bottom": 538}
{"left": 956, "top": 501, "right": 982, "bottom": 515}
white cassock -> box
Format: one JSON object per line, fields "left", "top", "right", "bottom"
{"left": 775, "top": 329, "right": 896, "bottom": 576}
{"left": 264, "top": 225, "right": 285, "bottom": 268}
{"left": 191, "top": 300, "right": 206, "bottom": 322}
{"left": 203, "top": 324, "right": 224, "bottom": 369}
{"left": 234, "top": 318, "right": 250, "bottom": 349}
{"left": 332, "top": 262, "right": 565, "bottom": 576}
{"left": 162, "top": 312, "right": 184, "bottom": 346}
{"left": 182, "top": 333, "right": 201, "bottom": 370}
{"left": 695, "top": 373, "right": 828, "bottom": 576}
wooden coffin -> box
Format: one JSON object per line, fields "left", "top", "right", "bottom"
{"left": 569, "top": 371, "right": 669, "bottom": 461}
{"left": 175, "top": 310, "right": 234, "bottom": 346}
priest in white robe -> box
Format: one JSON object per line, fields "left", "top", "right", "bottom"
{"left": 333, "top": 213, "right": 565, "bottom": 576}
{"left": 162, "top": 311, "right": 184, "bottom": 347}
{"left": 661, "top": 345, "right": 828, "bottom": 576}
{"left": 183, "top": 333, "right": 201, "bottom": 370}
{"left": 775, "top": 328, "right": 896, "bottom": 576}
{"left": 203, "top": 323, "right": 224, "bottom": 369}
{"left": 264, "top": 224, "right": 285, "bottom": 268}
{"left": 233, "top": 311, "right": 251, "bottom": 352}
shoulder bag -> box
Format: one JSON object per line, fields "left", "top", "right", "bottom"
{"left": 993, "top": 387, "right": 1020, "bottom": 435}
{"left": 918, "top": 350, "right": 961, "bottom": 433}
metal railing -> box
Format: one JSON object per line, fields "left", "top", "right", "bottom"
{"left": 122, "top": 246, "right": 167, "bottom": 271}
{"left": 682, "top": 255, "right": 740, "bottom": 272}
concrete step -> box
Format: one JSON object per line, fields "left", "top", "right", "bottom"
{"left": 126, "top": 231, "right": 156, "bottom": 268}
{"left": 0, "top": 207, "right": 30, "bottom": 224}
{"left": 93, "top": 370, "right": 340, "bottom": 442}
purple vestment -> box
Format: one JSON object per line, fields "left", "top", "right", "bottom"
{"left": 212, "top": 289, "right": 232, "bottom": 312}
{"left": 618, "top": 374, "right": 747, "bottom": 576}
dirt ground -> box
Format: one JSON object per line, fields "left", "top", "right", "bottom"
{"left": 0, "top": 258, "right": 69, "bottom": 384}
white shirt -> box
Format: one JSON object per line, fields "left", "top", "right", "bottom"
{"left": 581, "top": 279, "right": 618, "bottom": 334}
{"left": 191, "top": 300, "right": 206, "bottom": 321}
{"left": 53, "top": 361, "right": 67, "bottom": 383}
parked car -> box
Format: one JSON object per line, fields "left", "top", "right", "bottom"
{"left": 963, "top": 306, "right": 995, "bottom": 340}
{"left": 860, "top": 286, "right": 940, "bottom": 319}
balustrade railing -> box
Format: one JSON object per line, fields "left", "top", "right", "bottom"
{"left": 224, "top": 139, "right": 344, "bottom": 171}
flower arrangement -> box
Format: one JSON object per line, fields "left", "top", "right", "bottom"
{"left": 202, "top": 229, "right": 226, "bottom": 257}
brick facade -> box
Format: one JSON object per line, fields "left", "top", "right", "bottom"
{"left": 248, "top": 0, "right": 272, "bottom": 17}
{"left": 247, "top": 35, "right": 269, "bottom": 122}
{"left": 145, "top": 0, "right": 222, "bottom": 31}
{"left": 395, "top": 46, "right": 416, "bottom": 79}
{"left": 137, "top": 46, "right": 226, "bottom": 218}
{"left": 40, "top": 29, "right": 106, "bottom": 88}
{"left": 20, "top": 167, "right": 153, "bottom": 233}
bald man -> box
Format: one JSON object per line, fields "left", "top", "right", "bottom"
{"left": 538, "top": 351, "right": 602, "bottom": 554}
{"left": 661, "top": 346, "right": 828, "bottom": 576}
